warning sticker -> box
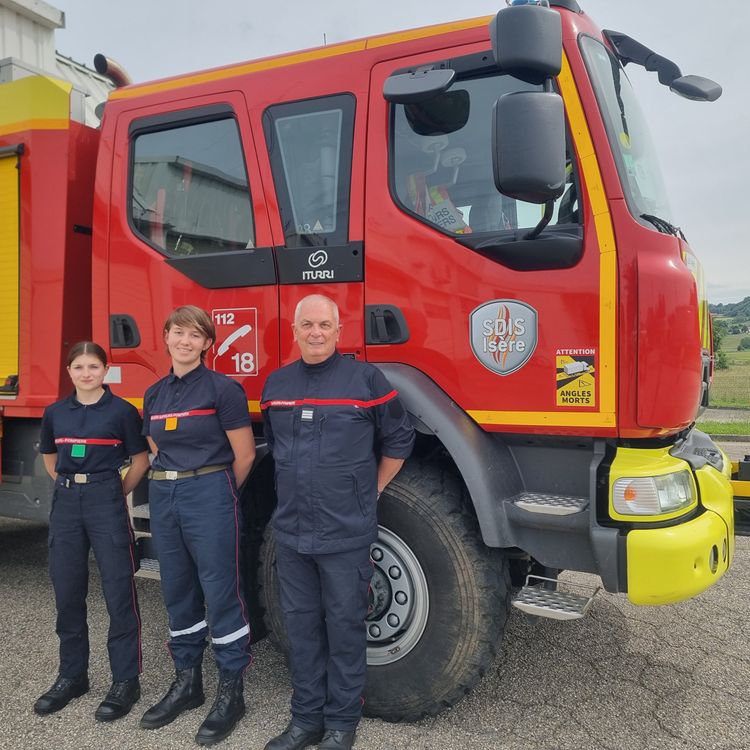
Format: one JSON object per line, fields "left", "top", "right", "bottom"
{"left": 556, "top": 348, "right": 596, "bottom": 407}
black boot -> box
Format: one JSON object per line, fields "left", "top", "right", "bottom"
{"left": 140, "top": 666, "right": 204, "bottom": 729}
{"left": 33, "top": 674, "right": 89, "bottom": 715}
{"left": 195, "top": 675, "right": 245, "bottom": 746}
{"left": 318, "top": 729, "right": 357, "bottom": 750}
{"left": 264, "top": 722, "right": 324, "bottom": 750}
{"left": 95, "top": 677, "right": 140, "bottom": 722}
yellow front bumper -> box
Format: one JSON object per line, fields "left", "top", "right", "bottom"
{"left": 626, "top": 464, "right": 734, "bottom": 605}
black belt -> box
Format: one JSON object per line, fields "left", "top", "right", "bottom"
{"left": 58, "top": 470, "right": 120, "bottom": 487}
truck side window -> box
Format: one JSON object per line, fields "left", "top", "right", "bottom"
{"left": 130, "top": 117, "right": 255, "bottom": 256}
{"left": 263, "top": 94, "right": 355, "bottom": 248}
{"left": 391, "top": 73, "right": 580, "bottom": 237}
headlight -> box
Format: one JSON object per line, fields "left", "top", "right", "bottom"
{"left": 613, "top": 470, "right": 694, "bottom": 516}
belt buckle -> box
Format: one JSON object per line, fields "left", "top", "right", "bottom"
{"left": 73, "top": 473, "right": 88, "bottom": 484}
{"left": 165, "top": 470, "right": 179, "bottom": 481}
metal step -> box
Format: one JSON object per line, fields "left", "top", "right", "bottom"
{"left": 513, "top": 492, "right": 588, "bottom": 515}
{"left": 135, "top": 557, "right": 160, "bottom": 580}
{"left": 133, "top": 529, "right": 152, "bottom": 540}
{"left": 512, "top": 576, "right": 598, "bottom": 620}
{"left": 129, "top": 503, "right": 151, "bottom": 520}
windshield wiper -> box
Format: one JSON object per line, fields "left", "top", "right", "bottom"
{"left": 640, "top": 213, "right": 686, "bottom": 240}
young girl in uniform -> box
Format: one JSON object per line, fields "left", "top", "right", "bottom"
{"left": 140, "top": 305, "right": 255, "bottom": 746}
{"left": 35, "top": 342, "right": 149, "bottom": 721}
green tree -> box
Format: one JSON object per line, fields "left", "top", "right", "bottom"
{"left": 712, "top": 316, "right": 729, "bottom": 370}
{"left": 738, "top": 336, "right": 750, "bottom": 351}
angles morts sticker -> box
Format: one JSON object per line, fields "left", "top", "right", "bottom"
{"left": 470, "top": 300, "right": 538, "bottom": 376}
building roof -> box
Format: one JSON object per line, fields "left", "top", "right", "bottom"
{"left": 55, "top": 52, "right": 113, "bottom": 125}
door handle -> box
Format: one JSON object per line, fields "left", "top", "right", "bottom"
{"left": 110, "top": 314, "right": 141, "bottom": 348}
{"left": 365, "top": 305, "right": 409, "bottom": 345}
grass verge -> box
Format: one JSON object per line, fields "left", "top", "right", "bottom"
{"left": 695, "top": 420, "right": 750, "bottom": 436}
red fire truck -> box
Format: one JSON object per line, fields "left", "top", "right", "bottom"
{"left": 0, "top": 0, "right": 740, "bottom": 721}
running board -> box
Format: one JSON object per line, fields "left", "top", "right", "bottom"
{"left": 136, "top": 557, "right": 160, "bottom": 580}
{"left": 129, "top": 502, "right": 151, "bottom": 520}
{"left": 512, "top": 575, "right": 599, "bottom": 620}
{"left": 513, "top": 492, "right": 588, "bottom": 515}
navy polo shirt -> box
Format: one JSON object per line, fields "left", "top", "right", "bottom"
{"left": 39, "top": 385, "right": 148, "bottom": 475}
{"left": 143, "top": 363, "right": 251, "bottom": 472}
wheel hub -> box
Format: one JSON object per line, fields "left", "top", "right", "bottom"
{"left": 367, "top": 525, "right": 429, "bottom": 665}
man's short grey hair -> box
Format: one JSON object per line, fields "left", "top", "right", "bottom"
{"left": 293, "top": 294, "right": 340, "bottom": 326}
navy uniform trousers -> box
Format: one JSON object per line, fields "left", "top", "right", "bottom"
{"left": 149, "top": 469, "right": 251, "bottom": 677}
{"left": 49, "top": 474, "right": 141, "bottom": 681}
{"left": 275, "top": 542, "right": 373, "bottom": 732}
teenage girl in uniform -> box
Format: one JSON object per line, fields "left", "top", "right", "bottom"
{"left": 35, "top": 341, "right": 149, "bottom": 721}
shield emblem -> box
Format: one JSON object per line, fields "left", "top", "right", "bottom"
{"left": 469, "top": 300, "right": 538, "bottom": 376}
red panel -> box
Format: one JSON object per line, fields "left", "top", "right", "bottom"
{"left": 635, "top": 234, "right": 702, "bottom": 430}
{"left": 0, "top": 124, "right": 99, "bottom": 410}
{"left": 364, "top": 47, "right": 606, "bottom": 436}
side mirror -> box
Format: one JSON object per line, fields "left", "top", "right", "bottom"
{"left": 670, "top": 75, "right": 722, "bottom": 102}
{"left": 489, "top": 4, "right": 562, "bottom": 84}
{"left": 492, "top": 91, "right": 566, "bottom": 204}
{"left": 384, "top": 67, "right": 455, "bottom": 104}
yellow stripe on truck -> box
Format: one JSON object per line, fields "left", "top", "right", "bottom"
{"left": 0, "top": 154, "right": 20, "bottom": 384}
{"left": 110, "top": 17, "right": 490, "bottom": 101}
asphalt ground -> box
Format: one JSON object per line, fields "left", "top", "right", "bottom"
{"left": 2, "top": 442, "right": 748, "bottom": 750}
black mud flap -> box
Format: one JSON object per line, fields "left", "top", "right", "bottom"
{"left": 732, "top": 455, "right": 750, "bottom": 537}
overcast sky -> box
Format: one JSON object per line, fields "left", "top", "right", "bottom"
{"left": 53, "top": 0, "right": 748, "bottom": 304}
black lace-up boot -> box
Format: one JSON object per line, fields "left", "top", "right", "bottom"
{"left": 264, "top": 722, "right": 325, "bottom": 750}
{"left": 33, "top": 673, "right": 89, "bottom": 715}
{"left": 318, "top": 729, "right": 357, "bottom": 750}
{"left": 94, "top": 676, "right": 140, "bottom": 721}
{"left": 140, "top": 666, "right": 204, "bottom": 729}
{"left": 195, "top": 674, "right": 245, "bottom": 746}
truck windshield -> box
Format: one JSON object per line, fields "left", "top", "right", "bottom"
{"left": 580, "top": 35, "right": 673, "bottom": 225}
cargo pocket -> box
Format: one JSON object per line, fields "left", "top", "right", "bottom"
{"left": 99, "top": 531, "right": 136, "bottom": 581}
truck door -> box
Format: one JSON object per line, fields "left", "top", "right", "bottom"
{"left": 366, "top": 47, "right": 616, "bottom": 434}
{"left": 256, "top": 86, "right": 365, "bottom": 364}
{"left": 103, "top": 92, "right": 277, "bottom": 414}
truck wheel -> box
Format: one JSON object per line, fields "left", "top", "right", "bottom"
{"left": 258, "top": 461, "right": 510, "bottom": 721}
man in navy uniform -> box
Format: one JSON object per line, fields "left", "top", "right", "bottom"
{"left": 262, "top": 294, "right": 414, "bottom": 750}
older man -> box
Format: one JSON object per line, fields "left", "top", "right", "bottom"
{"left": 261, "top": 294, "right": 414, "bottom": 750}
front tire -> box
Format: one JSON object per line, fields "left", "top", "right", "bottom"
{"left": 259, "top": 460, "right": 510, "bottom": 721}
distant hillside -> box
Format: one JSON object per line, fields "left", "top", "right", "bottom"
{"left": 710, "top": 297, "right": 750, "bottom": 318}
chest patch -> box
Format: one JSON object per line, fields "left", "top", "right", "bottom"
{"left": 70, "top": 444, "right": 86, "bottom": 458}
